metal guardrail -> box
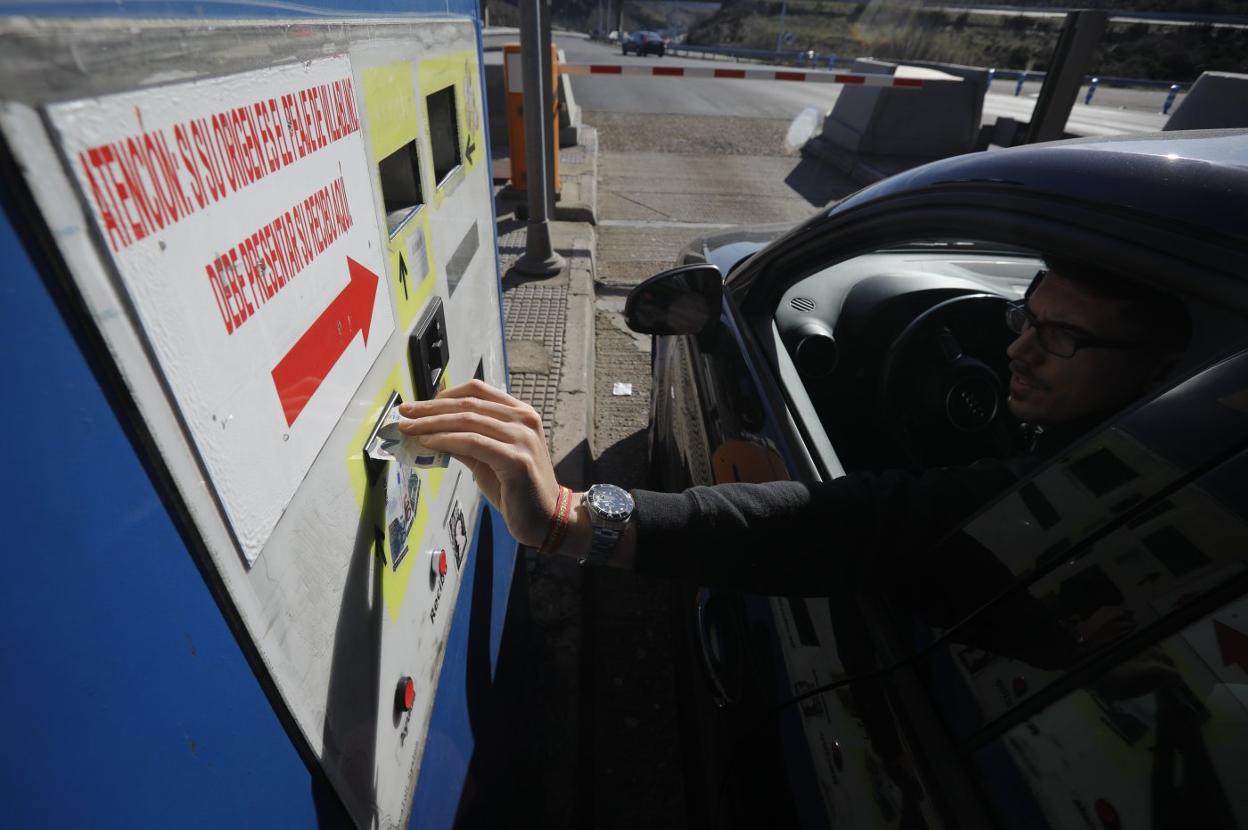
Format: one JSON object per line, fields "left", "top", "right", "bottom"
{"left": 665, "top": 43, "right": 833, "bottom": 68}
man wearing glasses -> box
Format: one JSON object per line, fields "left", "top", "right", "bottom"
{"left": 1003, "top": 263, "right": 1189, "bottom": 428}
{"left": 395, "top": 262, "right": 1191, "bottom": 583}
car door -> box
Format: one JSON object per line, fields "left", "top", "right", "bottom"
{"left": 880, "top": 347, "right": 1248, "bottom": 828}
{"left": 654, "top": 135, "right": 1248, "bottom": 829}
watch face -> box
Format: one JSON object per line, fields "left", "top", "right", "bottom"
{"left": 588, "top": 484, "right": 633, "bottom": 522}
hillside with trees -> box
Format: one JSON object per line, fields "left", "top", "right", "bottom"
{"left": 681, "top": 1, "right": 1247, "bottom": 81}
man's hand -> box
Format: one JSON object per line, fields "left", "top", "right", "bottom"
{"left": 397, "top": 381, "right": 562, "bottom": 549}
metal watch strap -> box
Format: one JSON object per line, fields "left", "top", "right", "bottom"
{"left": 582, "top": 520, "right": 624, "bottom": 566}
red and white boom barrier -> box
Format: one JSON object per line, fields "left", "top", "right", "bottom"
{"left": 559, "top": 65, "right": 940, "bottom": 87}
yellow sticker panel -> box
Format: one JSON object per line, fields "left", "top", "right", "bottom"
{"left": 388, "top": 211, "right": 435, "bottom": 331}
{"left": 361, "top": 61, "right": 437, "bottom": 331}
{"left": 418, "top": 50, "right": 485, "bottom": 210}
{"left": 362, "top": 61, "right": 420, "bottom": 163}
{"left": 347, "top": 364, "right": 448, "bottom": 622}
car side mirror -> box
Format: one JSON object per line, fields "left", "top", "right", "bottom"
{"left": 624, "top": 264, "right": 723, "bottom": 336}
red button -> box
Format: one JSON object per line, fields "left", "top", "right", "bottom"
{"left": 428, "top": 548, "right": 449, "bottom": 579}
{"left": 399, "top": 676, "right": 415, "bottom": 711}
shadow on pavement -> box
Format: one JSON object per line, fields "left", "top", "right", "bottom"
{"left": 784, "top": 156, "right": 860, "bottom": 207}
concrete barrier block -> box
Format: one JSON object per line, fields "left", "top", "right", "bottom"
{"left": 1163, "top": 71, "right": 1248, "bottom": 131}
{"left": 820, "top": 59, "right": 978, "bottom": 157}
{"left": 892, "top": 58, "right": 991, "bottom": 128}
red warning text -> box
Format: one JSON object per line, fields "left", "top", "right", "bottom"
{"left": 76, "top": 76, "right": 361, "bottom": 253}
{"left": 207, "top": 175, "right": 354, "bottom": 336}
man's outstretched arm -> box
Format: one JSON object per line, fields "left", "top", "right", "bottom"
{"left": 398, "top": 381, "right": 1015, "bottom": 595}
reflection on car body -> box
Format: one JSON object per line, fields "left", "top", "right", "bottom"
{"left": 636, "top": 130, "right": 1248, "bottom": 828}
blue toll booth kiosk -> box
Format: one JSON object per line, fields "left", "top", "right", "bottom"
{"left": 0, "top": 4, "right": 527, "bottom": 827}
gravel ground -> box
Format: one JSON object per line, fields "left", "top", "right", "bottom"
{"left": 588, "top": 111, "right": 799, "bottom": 156}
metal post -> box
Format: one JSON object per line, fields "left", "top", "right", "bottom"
{"left": 1163, "top": 83, "right": 1181, "bottom": 115}
{"left": 538, "top": 0, "right": 557, "bottom": 218}
{"left": 1014, "top": 71, "right": 1026, "bottom": 96}
{"left": 1084, "top": 77, "right": 1099, "bottom": 105}
{"left": 1024, "top": 10, "right": 1108, "bottom": 144}
{"left": 775, "top": 0, "right": 787, "bottom": 54}
{"left": 514, "top": 0, "right": 564, "bottom": 276}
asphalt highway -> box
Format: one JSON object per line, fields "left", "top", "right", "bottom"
{"left": 544, "top": 36, "right": 1175, "bottom": 137}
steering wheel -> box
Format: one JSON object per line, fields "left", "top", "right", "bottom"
{"left": 878, "top": 293, "right": 1023, "bottom": 468}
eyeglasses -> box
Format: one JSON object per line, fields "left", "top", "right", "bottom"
{"left": 1005, "top": 301, "right": 1158, "bottom": 359}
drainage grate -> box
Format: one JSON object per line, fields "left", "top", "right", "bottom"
{"left": 496, "top": 223, "right": 528, "bottom": 273}
{"left": 503, "top": 283, "right": 568, "bottom": 447}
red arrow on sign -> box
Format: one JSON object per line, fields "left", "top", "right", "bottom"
{"left": 1214, "top": 619, "right": 1248, "bottom": 674}
{"left": 271, "top": 256, "right": 379, "bottom": 427}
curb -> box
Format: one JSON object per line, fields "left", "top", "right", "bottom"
{"left": 554, "top": 125, "right": 598, "bottom": 224}
{"left": 496, "top": 126, "right": 599, "bottom": 490}
{"left": 550, "top": 223, "right": 595, "bottom": 490}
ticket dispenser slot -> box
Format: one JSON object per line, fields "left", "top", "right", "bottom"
{"left": 409, "top": 297, "right": 448, "bottom": 401}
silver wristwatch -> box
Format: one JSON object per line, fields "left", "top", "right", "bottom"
{"left": 580, "top": 484, "right": 635, "bottom": 566}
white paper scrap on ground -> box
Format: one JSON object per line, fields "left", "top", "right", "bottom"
{"left": 612, "top": 382, "right": 633, "bottom": 396}
{"left": 368, "top": 408, "right": 452, "bottom": 469}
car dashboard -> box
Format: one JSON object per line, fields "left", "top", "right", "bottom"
{"left": 774, "top": 245, "right": 1044, "bottom": 471}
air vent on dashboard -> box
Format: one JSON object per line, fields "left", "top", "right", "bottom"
{"left": 790, "top": 296, "right": 816, "bottom": 313}
{"left": 785, "top": 321, "right": 838, "bottom": 379}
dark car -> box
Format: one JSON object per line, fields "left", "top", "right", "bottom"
{"left": 625, "top": 130, "right": 1248, "bottom": 828}
{"left": 622, "top": 30, "right": 666, "bottom": 57}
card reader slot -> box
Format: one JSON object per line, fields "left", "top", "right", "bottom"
{"left": 409, "top": 297, "right": 449, "bottom": 401}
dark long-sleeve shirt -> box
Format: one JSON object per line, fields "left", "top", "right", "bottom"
{"left": 630, "top": 458, "right": 1021, "bottom": 596}
{"left": 626, "top": 413, "right": 1109, "bottom": 597}
{"left": 627, "top": 421, "right": 1098, "bottom": 669}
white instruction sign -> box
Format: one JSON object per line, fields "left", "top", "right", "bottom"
{"left": 49, "top": 56, "right": 393, "bottom": 563}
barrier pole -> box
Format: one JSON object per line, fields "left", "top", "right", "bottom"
{"left": 515, "top": 0, "right": 564, "bottom": 276}
{"left": 1014, "top": 71, "right": 1027, "bottom": 96}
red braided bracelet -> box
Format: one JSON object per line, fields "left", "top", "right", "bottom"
{"left": 538, "top": 486, "right": 571, "bottom": 555}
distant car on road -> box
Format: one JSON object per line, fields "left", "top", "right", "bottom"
{"left": 622, "top": 30, "right": 665, "bottom": 57}
{"left": 626, "top": 130, "right": 1248, "bottom": 829}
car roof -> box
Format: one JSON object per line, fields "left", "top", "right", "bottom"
{"left": 834, "top": 129, "right": 1248, "bottom": 243}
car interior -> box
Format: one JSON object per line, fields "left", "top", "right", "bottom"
{"left": 771, "top": 238, "right": 1246, "bottom": 474}
{"left": 761, "top": 236, "right": 1248, "bottom": 827}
